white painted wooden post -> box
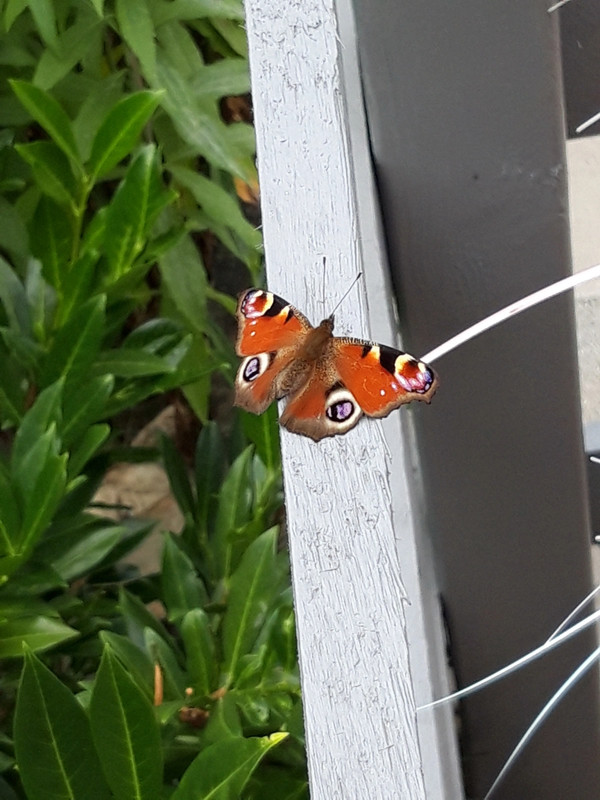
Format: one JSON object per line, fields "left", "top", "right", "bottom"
{"left": 244, "top": 1, "right": 462, "bottom": 797}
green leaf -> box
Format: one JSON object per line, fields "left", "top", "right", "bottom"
{"left": 104, "top": 145, "right": 169, "bottom": 278}
{"left": 161, "top": 534, "right": 207, "bottom": 623}
{"left": 211, "top": 18, "right": 248, "bottom": 57}
{"left": 30, "top": 196, "right": 72, "bottom": 289}
{"left": 181, "top": 609, "right": 215, "bottom": 697}
{"left": 157, "top": 58, "right": 254, "bottom": 181}
{"left": 12, "top": 425, "right": 59, "bottom": 507}
{"left": 191, "top": 59, "right": 250, "bottom": 98}
{"left": 171, "top": 733, "right": 287, "bottom": 800}
{"left": 14, "top": 648, "right": 111, "bottom": 800}
{"left": 62, "top": 374, "right": 114, "bottom": 445}
{"left": 15, "top": 141, "right": 78, "bottom": 208}
{"left": 159, "top": 232, "right": 207, "bottom": 335}
{"left": 58, "top": 249, "right": 100, "bottom": 324}
{"left": 20, "top": 451, "right": 68, "bottom": 552}
{"left": 0, "top": 464, "right": 21, "bottom": 556}
{"left": 50, "top": 524, "right": 121, "bottom": 581}
{"left": 116, "top": 0, "right": 157, "bottom": 84}
{"left": 0, "top": 255, "right": 31, "bottom": 335}
{"left": 40, "top": 295, "right": 106, "bottom": 387}
{"left": 90, "top": 647, "right": 163, "bottom": 800}
{"left": 213, "top": 446, "right": 253, "bottom": 578}
{"left": 10, "top": 80, "right": 80, "bottom": 164}
{"left": 241, "top": 407, "right": 280, "bottom": 472}
{"left": 0, "top": 616, "right": 77, "bottom": 657}
{"left": 160, "top": 434, "right": 195, "bottom": 518}
{"left": 33, "top": 11, "right": 103, "bottom": 91}
{"left": 222, "top": 528, "right": 279, "bottom": 682}
{"left": 0, "top": 197, "right": 30, "bottom": 268}
{"left": 88, "top": 92, "right": 163, "bottom": 180}
{"left": 11, "top": 380, "right": 62, "bottom": 471}
{"left": 73, "top": 72, "right": 126, "bottom": 161}
{"left": 92, "top": 348, "right": 174, "bottom": 377}
{"left": 152, "top": 0, "right": 245, "bottom": 24}
{"left": 143, "top": 628, "right": 187, "bottom": 698}
{"left": 170, "top": 165, "right": 261, "bottom": 250}
{"left": 119, "top": 588, "right": 172, "bottom": 649}
{"left": 67, "top": 423, "right": 110, "bottom": 477}
{"left": 195, "top": 422, "right": 225, "bottom": 538}
{"left": 27, "top": 0, "right": 58, "bottom": 51}
{"left": 99, "top": 632, "right": 154, "bottom": 700}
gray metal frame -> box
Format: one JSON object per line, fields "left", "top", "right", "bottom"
{"left": 352, "top": 0, "right": 600, "bottom": 797}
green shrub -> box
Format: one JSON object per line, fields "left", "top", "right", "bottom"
{"left": 0, "top": 1, "right": 306, "bottom": 797}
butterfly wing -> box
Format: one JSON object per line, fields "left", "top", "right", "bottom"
{"left": 333, "top": 339, "right": 438, "bottom": 417}
{"left": 279, "top": 338, "right": 437, "bottom": 440}
{"left": 234, "top": 288, "right": 313, "bottom": 414}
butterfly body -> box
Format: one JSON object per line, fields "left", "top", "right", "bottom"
{"left": 235, "top": 288, "right": 438, "bottom": 440}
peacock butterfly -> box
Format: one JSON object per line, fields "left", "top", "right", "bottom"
{"left": 234, "top": 288, "right": 438, "bottom": 441}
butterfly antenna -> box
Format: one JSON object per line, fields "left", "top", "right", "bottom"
{"left": 329, "top": 272, "right": 363, "bottom": 318}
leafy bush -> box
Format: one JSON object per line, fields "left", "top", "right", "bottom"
{"left": 0, "top": 1, "right": 306, "bottom": 797}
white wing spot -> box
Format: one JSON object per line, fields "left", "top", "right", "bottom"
{"left": 380, "top": 389, "right": 386, "bottom": 396}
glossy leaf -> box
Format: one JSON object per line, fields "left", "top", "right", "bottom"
{"left": 191, "top": 59, "right": 250, "bottom": 98}
{"left": 222, "top": 528, "right": 278, "bottom": 682}
{"left": 20, "top": 450, "right": 68, "bottom": 552}
{"left": 10, "top": 80, "right": 79, "bottom": 163}
{"left": 0, "top": 616, "right": 77, "bottom": 657}
{"left": 34, "top": 11, "right": 102, "bottom": 91}
{"left": 31, "top": 196, "right": 72, "bottom": 289}
{"left": 159, "top": 232, "right": 208, "bottom": 335}
{"left": 104, "top": 146, "right": 169, "bottom": 277}
{"left": 40, "top": 295, "right": 106, "bottom": 387}
{"left": 157, "top": 58, "right": 254, "bottom": 181}
{"left": 181, "top": 609, "right": 215, "bottom": 697}
{"left": 92, "top": 348, "right": 174, "bottom": 377}
{"left": 88, "top": 92, "right": 163, "bottom": 180}
{"left": 152, "top": 0, "right": 245, "bottom": 24}
{"left": 241, "top": 407, "right": 280, "bottom": 473}
{"left": 0, "top": 463, "right": 21, "bottom": 553}
{"left": 90, "top": 647, "right": 163, "bottom": 800}
{"left": 195, "top": 421, "right": 225, "bottom": 538}
{"left": 161, "top": 533, "right": 207, "bottom": 622}
{"left": 0, "top": 255, "right": 31, "bottom": 335}
{"left": 15, "top": 140, "right": 78, "bottom": 208}
{"left": 170, "top": 165, "right": 260, "bottom": 249}
{"left": 50, "top": 524, "right": 121, "bottom": 581}
{"left": 213, "top": 446, "right": 253, "bottom": 577}
{"left": 27, "top": 0, "right": 58, "bottom": 51}
{"left": 144, "top": 628, "right": 187, "bottom": 699}
{"left": 171, "top": 733, "right": 287, "bottom": 800}
{"left": 11, "top": 380, "right": 62, "bottom": 472}
{"left": 62, "top": 374, "right": 114, "bottom": 445}
{"left": 160, "top": 434, "right": 195, "bottom": 518}
{"left": 119, "top": 588, "right": 172, "bottom": 649}
{"left": 116, "top": 0, "right": 157, "bottom": 84}
{"left": 99, "top": 632, "right": 154, "bottom": 700}
{"left": 67, "top": 423, "right": 110, "bottom": 478}
{"left": 14, "top": 648, "right": 110, "bottom": 800}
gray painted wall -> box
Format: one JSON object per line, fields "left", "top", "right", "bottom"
{"left": 352, "top": 0, "right": 600, "bottom": 797}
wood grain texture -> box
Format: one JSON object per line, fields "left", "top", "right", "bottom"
{"left": 244, "top": 0, "right": 428, "bottom": 796}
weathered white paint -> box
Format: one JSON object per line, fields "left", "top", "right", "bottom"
{"left": 244, "top": 1, "right": 435, "bottom": 798}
